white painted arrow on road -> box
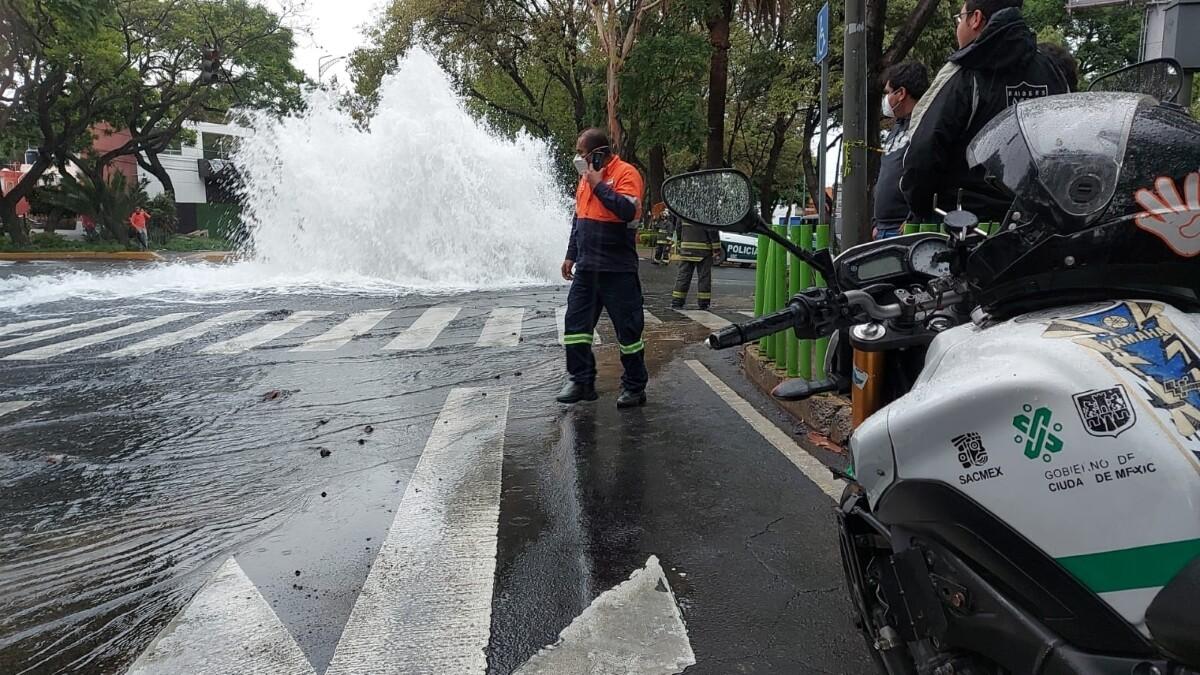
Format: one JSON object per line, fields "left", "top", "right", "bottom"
{"left": 125, "top": 558, "right": 316, "bottom": 675}
{"left": 514, "top": 555, "right": 696, "bottom": 675}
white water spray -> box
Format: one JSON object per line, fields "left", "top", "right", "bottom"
{"left": 0, "top": 48, "right": 571, "bottom": 311}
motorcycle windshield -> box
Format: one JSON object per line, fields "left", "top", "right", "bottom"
{"left": 968, "top": 92, "right": 1143, "bottom": 222}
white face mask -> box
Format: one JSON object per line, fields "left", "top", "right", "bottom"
{"left": 882, "top": 92, "right": 896, "bottom": 119}
{"left": 573, "top": 155, "right": 588, "bottom": 176}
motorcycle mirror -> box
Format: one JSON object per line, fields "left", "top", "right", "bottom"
{"left": 662, "top": 169, "right": 756, "bottom": 234}
{"left": 1088, "top": 57, "right": 1184, "bottom": 104}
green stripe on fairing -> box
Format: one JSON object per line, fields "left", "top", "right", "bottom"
{"left": 1057, "top": 538, "right": 1200, "bottom": 594}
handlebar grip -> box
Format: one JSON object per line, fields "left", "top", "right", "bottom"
{"left": 706, "top": 304, "right": 804, "bottom": 349}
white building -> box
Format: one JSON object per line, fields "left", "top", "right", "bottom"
{"left": 141, "top": 121, "right": 250, "bottom": 235}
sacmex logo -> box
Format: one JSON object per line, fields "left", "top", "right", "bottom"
{"left": 1012, "top": 404, "right": 1064, "bottom": 462}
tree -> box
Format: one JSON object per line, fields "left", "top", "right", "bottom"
{"left": 585, "top": 0, "right": 663, "bottom": 154}
{"left": 1024, "top": 0, "right": 1141, "bottom": 83}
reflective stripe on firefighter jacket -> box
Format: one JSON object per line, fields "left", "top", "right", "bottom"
{"left": 676, "top": 221, "right": 720, "bottom": 262}
{"left": 565, "top": 156, "right": 645, "bottom": 273}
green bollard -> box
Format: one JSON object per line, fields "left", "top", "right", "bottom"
{"left": 773, "top": 225, "right": 788, "bottom": 367}
{"left": 902, "top": 223, "right": 919, "bottom": 235}
{"left": 754, "top": 233, "right": 768, "bottom": 317}
{"left": 798, "top": 223, "right": 813, "bottom": 379}
{"left": 920, "top": 223, "right": 939, "bottom": 233}
{"left": 786, "top": 225, "right": 802, "bottom": 377}
{"left": 761, "top": 236, "right": 776, "bottom": 360}
{"left": 813, "top": 224, "right": 831, "bottom": 375}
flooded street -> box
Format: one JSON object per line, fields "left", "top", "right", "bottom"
{"left": 0, "top": 259, "right": 871, "bottom": 674}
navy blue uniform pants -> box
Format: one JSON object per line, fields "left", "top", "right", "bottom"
{"left": 563, "top": 270, "right": 648, "bottom": 393}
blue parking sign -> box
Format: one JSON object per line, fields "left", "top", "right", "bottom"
{"left": 815, "top": 2, "right": 830, "bottom": 63}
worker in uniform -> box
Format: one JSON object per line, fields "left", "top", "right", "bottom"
{"left": 557, "top": 128, "right": 649, "bottom": 408}
{"left": 670, "top": 217, "right": 721, "bottom": 310}
{"left": 650, "top": 202, "right": 673, "bottom": 264}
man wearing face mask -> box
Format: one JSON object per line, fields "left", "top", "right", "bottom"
{"left": 558, "top": 128, "right": 649, "bottom": 408}
{"left": 900, "top": 0, "right": 1068, "bottom": 222}
{"left": 874, "top": 62, "right": 929, "bottom": 240}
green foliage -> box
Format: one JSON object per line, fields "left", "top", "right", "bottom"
{"left": 42, "top": 171, "right": 148, "bottom": 243}
{"left": 161, "top": 236, "right": 232, "bottom": 251}
{"left": 145, "top": 193, "right": 178, "bottom": 245}
{"left": 1023, "top": 0, "right": 1142, "bottom": 82}
{"left": 0, "top": 232, "right": 128, "bottom": 252}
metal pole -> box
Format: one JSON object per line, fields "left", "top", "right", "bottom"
{"left": 818, "top": 58, "right": 829, "bottom": 229}
{"left": 798, "top": 223, "right": 814, "bottom": 379}
{"left": 786, "top": 224, "right": 802, "bottom": 378}
{"left": 841, "top": 0, "right": 868, "bottom": 248}
{"left": 754, "top": 233, "right": 769, "bottom": 318}
{"left": 1180, "top": 71, "right": 1194, "bottom": 107}
{"left": 814, "top": 224, "right": 832, "bottom": 373}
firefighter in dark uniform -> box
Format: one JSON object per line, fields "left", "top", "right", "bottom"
{"left": 670, "top": 217, "right": 721, "bottom": 310}
{"left": 557, "top": 128, "right": 649, "bottom": 408}
{"left": 651, "top": 202, "right": 673, "bottom": 264}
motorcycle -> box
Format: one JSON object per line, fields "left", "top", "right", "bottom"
{"left": 661, "top": 59, "right": 1200, "bottom": 674}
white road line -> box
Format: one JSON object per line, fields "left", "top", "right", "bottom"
{"left": 105, "top": 311, "right": 265, "bottom": 358}
{"left": 0, "top": 315, "right": 132, "bottom": 350}
{"left": 292, "top": 309, "right": 392, "bottom": 352}
{"left": 686, "top": 360, "right": 841, "bottom": 500}
{"left": 0, "top": 318, "right": 69, "bottom": 337}
{"left": 200, "top": 311, "right": 330, "bottom": 354}
{"left": 0, "top": 401, "right": 35, "bottom": 418}
{"left": 327, "top": 387, "right": 510, "bottom": 675}
{"left": 125, "top": 558, "right": 316, "bottom": 675}
{"left": 676, "top": 309, "right": 732, "bottom": 331}
{"left": 643, "top": 309, "right": 663, "bottom": 324}
{"left": 3, "top": 314, "right": 198, "bottom": 361}
{"left": 382, "top": 306, "right": 461, "bottom": 351}
{"left": 555, "top": 306, "right": 601, "bottom": 345}
{"left": 739, "top": 311, "right": 756, "bottom": 318}
{"left": 476, "top": 307, "right": 524, "bottom": 348}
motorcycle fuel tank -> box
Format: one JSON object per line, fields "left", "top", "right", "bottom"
{"left": 851, "top": 300, "right": 1200, "bottom": 630}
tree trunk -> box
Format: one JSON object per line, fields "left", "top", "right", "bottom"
{"left": 606, "top": 60, "right": 623, "bottom": 153}
{"left": 648, "top": 144, "right": 666, "bottom": 209}
{"left": 757, "top": 112, "right": 797, "bottom": 221}
{"left": 0, "top": 199, "right": 29, "bottom": 247}
{"left": 0, "top": 155, "right": 52, "bottom": 247}
{"left": 704, "top": 0, "right": 733, "bottom": 168}
{"left": 799, "top": 106, "right": 821, "bottom": 217}
{"left": 139, "top": 150, "right": 176, "bottom": 198}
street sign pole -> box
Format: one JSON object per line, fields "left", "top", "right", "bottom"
{"left": 815, "top": 2, "right": 831, "bottom": 231}
{"left": 841, "top": 0, "right": 867, "bottom": 248}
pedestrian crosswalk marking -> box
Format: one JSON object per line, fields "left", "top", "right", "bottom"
{"left": 200, "top": 311, "right": 331, "bottom": 355}
{"left": 0, "top": 305, "right": 737, "bottom": 359}
{"left": 105, "top": 311, "right": 265, "bottom": 358}
{"left": 3, "top": 314, "right": 198, "bottom": 361}
{"left": 383, "top": 306, "right": 461, "bottom": 351}
{"left": 0, "top": 401, "right": 34, "bottom": 418}
{"left": 555, "top": 306, "right": 601, "bottom": 345}
{"left": 293, "top": 309, "right": 391, "bottom": 352}
{"left": 476, "top": 307, "right": 524, "bottom": 348}
{"left": 326, "top": 387, "right": 510, "bottom": 674}
{"left": 0, "top": 318, "right": 69, "bottom": 338}
{"left": 675, "top": 309, "right": 732, "bottom": 331}
{"left": 0, "top": 315, "right": 132, "bottom": 351}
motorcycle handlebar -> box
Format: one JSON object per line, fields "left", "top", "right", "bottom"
{"left": 706, "top": 304, "right": 806, "bottom": 350}
{"left": 705, "top": 288, "right": 965, "bottom": 350}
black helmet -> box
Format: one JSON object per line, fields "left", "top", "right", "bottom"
{"left": 962, "top": 91, "right": 1200, "bottom": 314}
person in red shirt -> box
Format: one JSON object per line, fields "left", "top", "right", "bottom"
{"left": 558, "top": 128, "right": 648, "bottom": 408}
{"left": 129, "top": 207, "right": 150, "bottom": 250}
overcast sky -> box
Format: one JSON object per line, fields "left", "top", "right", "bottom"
{"left": 272, "top": 0, "right": 381, "bottom": 85}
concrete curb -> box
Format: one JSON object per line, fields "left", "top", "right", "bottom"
{"left": 741, "top": 345, "right": 853, "bottom": 449}
{"left": 0, "top": 251, "right": 164, "bottom": 262}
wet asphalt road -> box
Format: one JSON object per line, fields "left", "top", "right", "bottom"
{"left": 0, "top": 258, "right": 872, "bottom": 674}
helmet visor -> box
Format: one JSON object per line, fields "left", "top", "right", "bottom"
{"left": 968, "top": 92, "right": 1143, "bottom": 222}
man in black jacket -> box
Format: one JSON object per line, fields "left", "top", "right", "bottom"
{"left": 901, "top": 0, "right": 1069, "bottom": 222}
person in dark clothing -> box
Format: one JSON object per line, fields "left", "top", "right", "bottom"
{"left": 651, "top": 202, "right": 674, "bottom": 264}
{"left": 671, "top": 217, "right": 721, "bottom": 309}
{"left": 1038, "top": 42, "right": 1079, "bottom": 92}
{"left": 874, "top": 62, "right": 930, "bottom": 240}
{"left": 558, "top": 128, "right": 649, "bottom": 408}
{"left": 901, "top": 0, "right": 1069, "bottom": 222}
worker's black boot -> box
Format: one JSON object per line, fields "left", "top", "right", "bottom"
{"left": 616, "top": 388, "right": 647, "bottom": 408}
{"left": 556, "top": 381, "right": 598, "bottom": 404}
{"left": 697, "top": 302, "right": 710, "bottom": 310}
